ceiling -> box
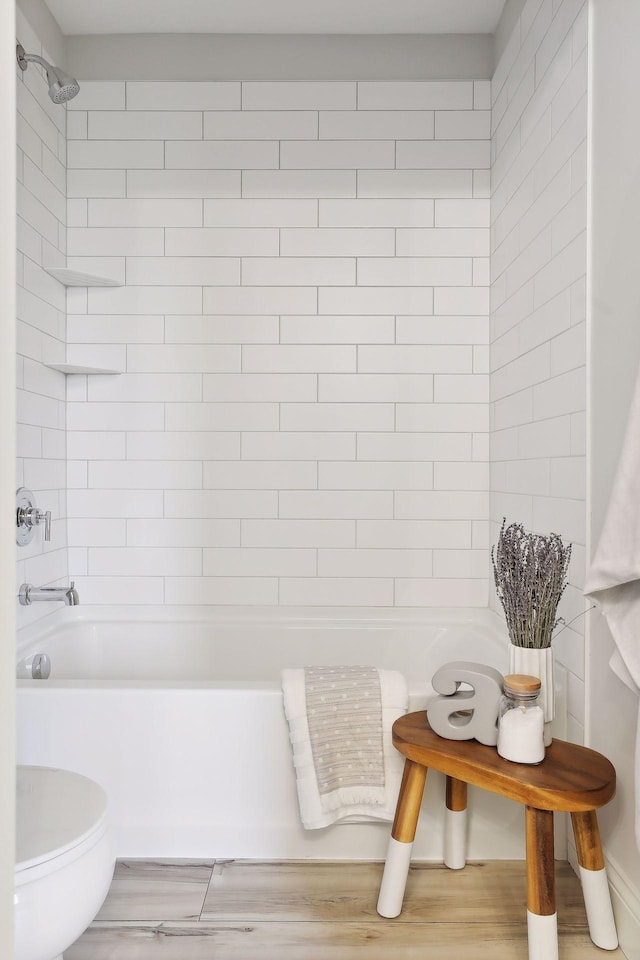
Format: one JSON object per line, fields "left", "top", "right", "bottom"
{"left": 43, "top": 0, "right": 508, "bottom": 36}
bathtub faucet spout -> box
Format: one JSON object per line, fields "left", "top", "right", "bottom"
{"left": 19, "top": 582, "right": 80, "bottom": 606}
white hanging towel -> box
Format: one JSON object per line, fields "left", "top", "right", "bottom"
{"left": 281, "top": 666, "right": 408, "bottom": 829}
{"left": 585, "top": 365, "right": 640, "bottom": 849}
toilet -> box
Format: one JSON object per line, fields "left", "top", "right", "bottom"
{"left": 15, "top": 766, "right": 115, "bottom": 960}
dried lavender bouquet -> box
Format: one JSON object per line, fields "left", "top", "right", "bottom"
{"left": 491, "top": 519, "right": 572, "bottom": 649}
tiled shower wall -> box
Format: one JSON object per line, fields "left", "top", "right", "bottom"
{"left": 490, "top": 0, "right": 588, "bottom": 739}
{"left": 15, "top": 7, "right": 69, "bottom": 629}
{"left": 64, "top": 80, "right": 491, "bottom": 607}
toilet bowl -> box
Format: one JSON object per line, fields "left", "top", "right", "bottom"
{"left": 15, "top": 766, "right": 115, "bottom": 960}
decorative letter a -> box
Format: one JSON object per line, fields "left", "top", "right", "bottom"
{"left": 427, "top": 661, "right": 504, "bottom": 746}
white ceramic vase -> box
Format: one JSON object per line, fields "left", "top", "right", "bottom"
{"left": 508, "top": 645, "right": 555, "bottom": 747}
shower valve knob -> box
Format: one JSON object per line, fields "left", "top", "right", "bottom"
{"left": 17, "top": 653, "right": 51, "bottom": 680}
{"left": 16, "top": 488, "right": 52, "bottom": 544}
{"left": 38, "top": 509, "right": 52, "bottom": 541}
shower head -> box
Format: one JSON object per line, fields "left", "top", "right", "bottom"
{"left": 16, "top": 43, "right": 80, "bottom": 104}
{"left": 45, "top": 64, "right": 80, "bottom": 105}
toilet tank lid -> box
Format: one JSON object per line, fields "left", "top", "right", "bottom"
{"left": 16, "top": 766, "right": 108, "bottom": 871}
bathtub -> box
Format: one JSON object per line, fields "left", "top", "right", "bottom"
{"left": 16, "top": 605, "right": 532, "bottom": 861}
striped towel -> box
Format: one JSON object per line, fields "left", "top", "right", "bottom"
{"left": 281, "top": 666, "right": 408, "bottom": 829}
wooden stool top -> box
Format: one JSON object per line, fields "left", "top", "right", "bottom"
{"left": 393, "top": 712, "right": 616, "bottom": 813}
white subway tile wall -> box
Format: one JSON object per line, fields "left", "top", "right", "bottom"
{"left": 16, "top": 7, "right": 69, "bottom": 628}
{"left": 65, "top": 78, "right": 490, "bottom": 607}
{"left": 490, "top": 0, "right": 588, "bottom": 737}
{"left": 16, "top": 3, "right": 589, "bottom": 740}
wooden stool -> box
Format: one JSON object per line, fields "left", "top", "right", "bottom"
{"left": 377, "top": 712, "right": 618, "bottom": 960}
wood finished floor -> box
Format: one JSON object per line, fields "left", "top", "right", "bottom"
{"left": 66, "top": 859, "right": 626, "bottom": 959}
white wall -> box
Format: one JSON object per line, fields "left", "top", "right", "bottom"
{"left": 65, "top": 34, "right": 494, "bottom": 82}
{"left": 494, "top": 0, "right": 528, "bottom": 66}
{"left": 17, "top": 0, "right": 495, "bottom": 82}
{"left": 490, "top": 0, "right": 588, "bottom": 742}
{"left": 15, "top": 4, "right": 69, "bottom": 629}
{"left": 1, "top": 0, "right": 17, "bottom": 947}
{"left": 16, "top": 0, "right": 65, "bottom": 67}
{"left": 589, "top": 0, "right": 640, "bottom": 952}
{"left": 64, "top": 79, "right": 491, "bottom": 608}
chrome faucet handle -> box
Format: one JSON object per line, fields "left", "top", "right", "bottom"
{"left": 35, "top": 508, "right": 52, "bottom": 541}
{"left": 16, "top": 488, "right": 52, "bottom": 544}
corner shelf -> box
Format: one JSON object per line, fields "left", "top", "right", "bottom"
{"left": 42, "top": 266, "right": 124, "bottom": 373}
{"left": 44, "top": 363, "right": 123, "bottom": 376}
{"left": 43, "top": 266, "right": 123, "bottom": 287}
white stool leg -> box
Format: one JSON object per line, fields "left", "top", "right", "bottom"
{"left": 376, "top": 759, "right": 427, "bottom": 919}
{"left": 571, "top": 810, "right": 618, "bottom": 950}
{"left": 444, "top": 808, "right": 467, "bottom": 870}
{"left": 525, "top": 807, "right": 558, "bottom": 960}
{"left": 579, "top": 866, "right": 618, "bottom": 949}
{"left": 444, "top": 777, "right": 467, "bottom": 870}
{"left": 377, "top": 836, "right": 414, "bottom": 918}
{"left": 527, "top": 910, "right": 558, "bottom": 960}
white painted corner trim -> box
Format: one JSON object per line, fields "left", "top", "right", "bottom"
{"left": 605, "top": 852, "right": 640, "bottom": 960}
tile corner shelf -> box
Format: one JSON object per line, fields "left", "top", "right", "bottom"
{"left": 44, "top": 363, "right": 123, "bottom": 376}
{"left": 43, "top": 266, "right": 123, "bottom": 287}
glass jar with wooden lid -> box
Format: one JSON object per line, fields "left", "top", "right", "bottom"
{"left": 497, "top": 674, "right": 545, "bottom": 764}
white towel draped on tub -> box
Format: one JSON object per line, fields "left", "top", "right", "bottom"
{"left": 585, "top": 363, "right": 640, "bottom": 850}
{"left": 281, "top": 666, "right": 408, "bottom": 829}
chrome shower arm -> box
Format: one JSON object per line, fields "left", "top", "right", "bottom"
{"left": 17, "top": 49, "right": 53, "bottom": 72}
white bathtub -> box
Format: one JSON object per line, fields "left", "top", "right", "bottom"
{"left": 16, "top": 605, "right": 531, "bottom": 861}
